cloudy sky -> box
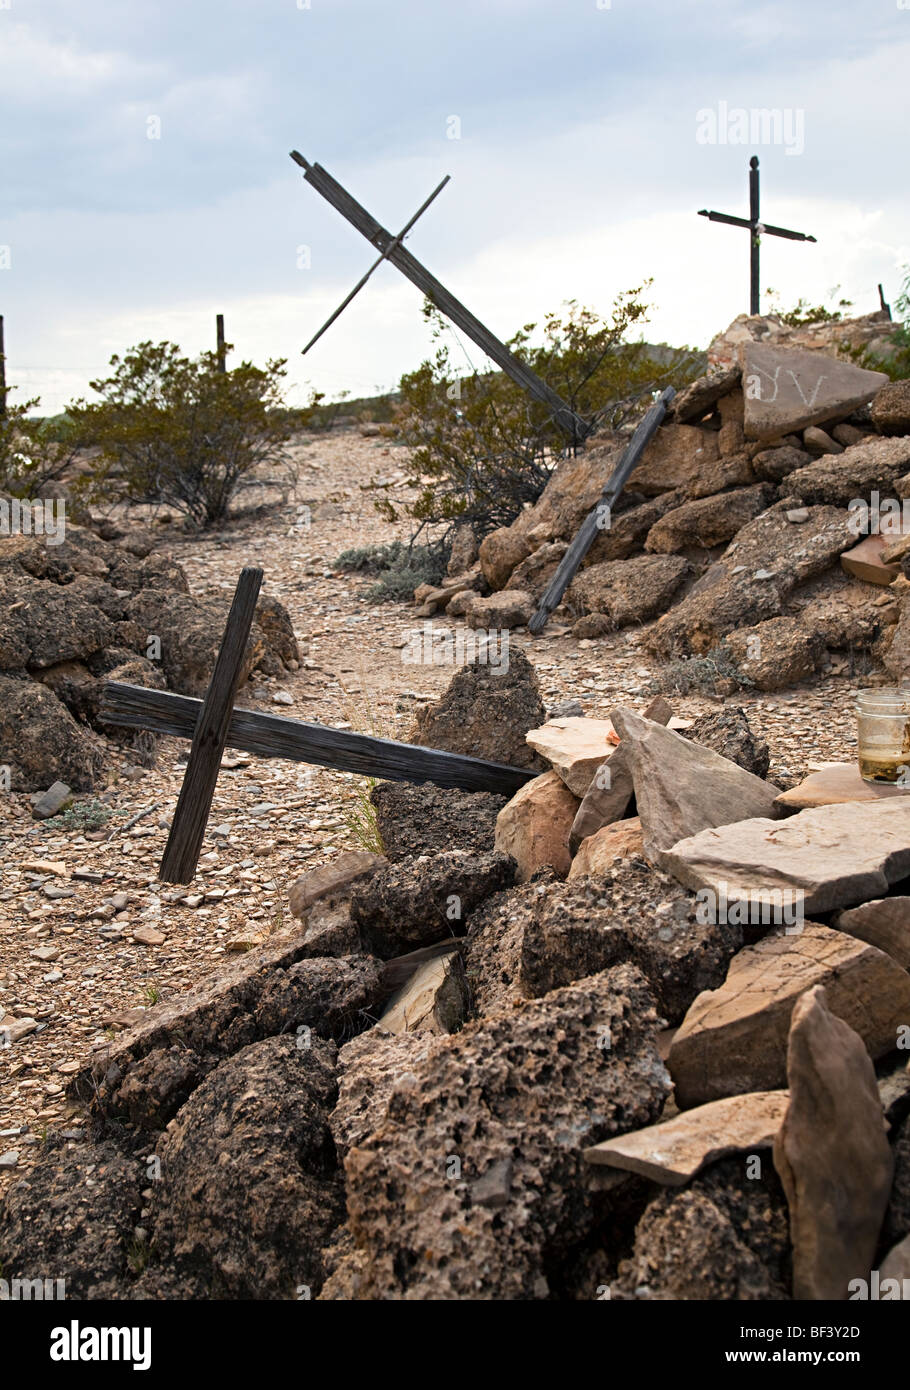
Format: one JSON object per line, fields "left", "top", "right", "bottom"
{"left": 2, "top": 0, "right": 909, "bottom": 414}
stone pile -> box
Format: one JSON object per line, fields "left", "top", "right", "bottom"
{"left": 411, "top": 311, "right": 910, "bottom": 693}
{"left": 0, "top": 523, "right": 300, "bottom": 793}
{"left": 2, "top": 651, "right": 909, "bottom": 1302}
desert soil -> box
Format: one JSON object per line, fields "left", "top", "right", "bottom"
{"left": 0, "top": 429, "right": 868, "bottom": 1194}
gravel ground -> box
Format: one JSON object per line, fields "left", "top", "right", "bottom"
{"left": 0, "top": 428, "right": 879, "bottom": 1193}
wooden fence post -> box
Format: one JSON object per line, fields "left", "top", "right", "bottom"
{"left": 216, "top": 313, "right": 226, "bottom": 372}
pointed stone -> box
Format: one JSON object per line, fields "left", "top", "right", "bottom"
{"left": 585, "top": 1089, "right": 788, "bottom": 1185}
{"left": 525, "top": 716, "right": 619, "bottom": 797}
{"left": 660, "top": 798, "right": 910, "bottom": 917}
{"left": 773, "top": 985, "right": 893, "bottom": 1301}
{"left": 668, "top": 925, "right": 910, "bottom": 1108}
{"left": 494, "top": 771, "right": 579, "bottom": 882}
{"left": 741, "top": 343, "right": 888, "bottom": 441}
{"left": 833, "top": 897, "right": 910, "bottom": 969}
{"left": 377, "top": 951, "right": 468, "bottom": 1035}
{"left": 610, "top": 706, "right": 780, "bottom": 859}
{"left": 569, "top": 696, "right": 673, "bottom": 853}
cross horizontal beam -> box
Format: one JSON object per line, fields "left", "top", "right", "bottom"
{"left": 698, "top": 209, "right": 817, "bottom": 242}
{"left": 290, "top": 150, "right": 591, "bottom": 443}
{"left": 100, "top": 682, "right": 536, "bottom": 797}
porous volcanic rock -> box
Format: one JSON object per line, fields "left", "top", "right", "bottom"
{"left": 369, "top": 780, "right": 505, "bottom": 862}
{"left": 349, "top": 849, "right": 515, "bottom": 957}
{"left": 411, "top": 647, "right": 547, "bottom": 771}
{"left": 0, "top": 672, "right": 107, "bottom": 791}
{"left": 683, "top": 706, "right": 771, "bottom": 778}
{"left": 465, "top": 860, "right": 741, "bottom": 1025}
{"left": 146, "top": 1035, "right": 344, "bottom": 1299}
{"left": 340, "top": 964, "right": 671, "bottom": 1300}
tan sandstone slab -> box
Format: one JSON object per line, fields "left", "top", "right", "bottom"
{"left": 568, "top": 817, "right": 644, "bottom": 876}
{"left": 568, "top": 697, "right": 680, "bottom": 853}
{"left": 840, "top": 534, "right": 901, "bottom": 586}
{"left": 774, "top": 762, "right": 910, "bottom": 810}
{"left": 833, "top": 897, "right": 910, "bottom": 969}
{"left": 584, "top": 1089, "right": 788, "bottom": 1185}
{"left": 611, "top": 706, "right": 780, "bottom": 858}
{"left": 773, "top": 985, "right": 893, "bottom": 1301}
{"left": 741, "top": 343, "right": 888, "bottom": 441}
{"left": 289, "top": 850, "right": 385, "bottom": 919}
{"left": 494, "top": 770, "right": 579, "bottom": 882}
{"left": 660, "top": 797, "right": 910, "bottom": 916}
{"left": 378, "top": 952, "right": 468, "bottom": 1036}
{"left": 667, "top": 924, "right": 910, "bottom": 1109}
{"left": 525, "top": 717, "right": 618, "bottom": 797}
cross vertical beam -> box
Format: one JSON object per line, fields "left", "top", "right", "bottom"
{"left": 698, "top": 156, "right": 817, "bottom": 316}
{"left": 159, "top": 566, "right": 263, "bottom": 883}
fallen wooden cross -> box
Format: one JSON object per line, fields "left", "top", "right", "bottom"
{"left": 100, "top": 572, "right": 535, "bottom": 884}
{"left": 290, "top": 150, "right": 591, "bottom": 446}
{"left": 527, "top": 385, "right": 676, "bottom": 634}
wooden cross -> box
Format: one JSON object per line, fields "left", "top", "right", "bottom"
{"left": 289, "top": 151, "right": 591, "bottom": 446}
{"left": 698, "top": 156, "right": 817, "bottom": 316}
{"left": 100, "top": 569, "right": 535, "bottom": 884}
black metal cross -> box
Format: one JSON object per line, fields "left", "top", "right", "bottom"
{"left": 698, "top": 156, "right": 817, "bottom": 316}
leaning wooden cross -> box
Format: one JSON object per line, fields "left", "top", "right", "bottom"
{"left": 99, "top": 570, "right": 535, "bottom": 884}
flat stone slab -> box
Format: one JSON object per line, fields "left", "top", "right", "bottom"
{"left": 661, "top": 798, "right": 910, "bottom": 916}
{"left": 774, "top": 763, "right": 910, "bottom": 810}
{"left": 289, "top": 850, "right": 385, "bottom": 919}
{"left": 668, "top": 924, "right": 910, "bottom": 1108}
{"left": 584, "top": 1089, "right": 788, "bottom": 1185}
{"left": 525, "top": 716, "right": 618, "bottom": 797}
{"left": 840, "top": 534, "right": 901, "bottom": 586}
{"left": 612, "top": 707, "right": 781, "bottom": 858}
{"left": 741, "top": 343, "right": 888, "bottom": 441}
{"left": 378, "top": 952, "right": 468, "bottom": 1035}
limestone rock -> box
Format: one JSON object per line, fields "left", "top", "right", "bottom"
{"left": 493, "top": 770, "right": 578, "bottom": 882}
{"left": 741, "top": 342, "right": 887, "bottom": 441}
{"left": 525, "top": 715, "right": 618, "bottom": 797}
{"left": 725, "top": 615, "right": 825, "bottom": 691}
{"left": 752, "top": 443, "right": 812, "bottom": 482}
{"left": 411, "top": 647, "right": 547, "bottom": 771}
{"left": 289, "top": 850, "right": 385, "bottom": 920}
{"left": 446, "top": 523, "right": 478, "bottom": 576}
{"left": 610, "top": 706, "right": 779, "bottom": 858}
{"left": 478, "top": 526, "right": 534, "bottom": 589}
{"left": 648, "top": 501, "right": 855, "bottom": 657}
{"left": 786, "top": 435, "right": 910, "bottom": 507}
{"left": 870, "top": 379, "right": 910, "bottom": 436}
{"left": 660, "top": 797, "right": 910, "bottom": 917}
{"left": 667, "top": 925, "right": 910, "bottom": 1108}
{"left": 627, "top": 422, "right": 719, "bottom": 495}
{"left": 377, "top": 951, "right": 468, "bottom": 1035}
{"left": 802, "top": 425, "right": 843, "bottom": 455}
{"left": 569, "top": 818, "right": 644, "bottom": 875}
{"left": 340, "top": 965, "right": 671, "bottom": 1300}
{"left": 465, "top": 588, "right": 534, "bottom": 629}
{"left": 504, "top": 541, "right": 568, "bottom": 599}
{"left": 569, "top": 553, "right": 690, "bottom": 628}
{"left": 585, "top": 493, "right": 682, "bottom": 565}
{"left": 670, "top": 367, "right": 741, "bottom": 423}
{"left": 644, "top": 484, "right": 773, "bottom": 554}
{"left": 773, "top": 986, "right": 893, "bottom": 1301}
{"left": 585, "top": 1090, "right": 788, "bottom": 1185}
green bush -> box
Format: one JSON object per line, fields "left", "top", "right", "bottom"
{"left": 390, "top": 293, "right": 701, "bottom": 538}
{"left": 335, "top": 539, "right": 449, "bottom": 602}
{"left": 0, "top": 389, "right": 81, "bottom": 498}
{"left": 67, "top": 341, "right": 305, "bottom": 529}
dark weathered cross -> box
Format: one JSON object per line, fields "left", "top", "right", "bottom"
{"left": 100, "top": 570, "right": 535, "bottom": 883}
{"left": 698, "top": 155, "right": 817, "bottom": 316}
{"left": 290, "top": 150, "right": 591, "bottom": 445}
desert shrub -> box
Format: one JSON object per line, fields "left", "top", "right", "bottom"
{"left": 389, "top": 293, "right": 701, "bottom": 538}
{"left": 0, "top": 390, "right": 81, "bottom": 498}
{"left": 648, "top": 644, "right": 754, "bottom": 697}
{"left": 335, "top": 539, "right": 448, "bottom": 601}
{"left": 67, "top": 341, "right": 303, "bottom": 529}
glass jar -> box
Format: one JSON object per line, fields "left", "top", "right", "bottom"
{"left": 855, "top": 687, "right": 910, "bottom": 784}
